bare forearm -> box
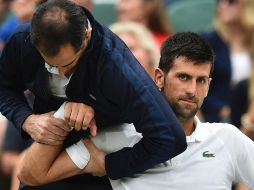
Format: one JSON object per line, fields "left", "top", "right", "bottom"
{"left": 18, "top": 142, "right": 61, "bottom": 185}
{"left": 17, "top": 142, "right": 81, "bottom": 185}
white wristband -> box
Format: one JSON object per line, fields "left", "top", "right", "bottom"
{"left": 53, "top": 102, "right": 74, "bottom": 130}
{"left": 54, "top": 102, "right": 91, "bottom": 169}
{"left": 65, "top": 140, "right": 90, "bottom": 169}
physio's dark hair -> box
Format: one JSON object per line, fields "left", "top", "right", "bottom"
{"left": 159, "top": 32, "right": 214, "bottom": 76}
{"left": 30, "top": 0, "right": 88, "bottom": 56}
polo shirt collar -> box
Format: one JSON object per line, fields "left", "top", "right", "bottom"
{"left": 186, "top": 116, "right": 209, "bottom": 143}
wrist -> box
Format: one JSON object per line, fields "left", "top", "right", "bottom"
{"left": 22, "top": 114, "right": 35, "bottom": 132}
{"left": 241, "top": 114, "right": 254, "bottom": 131}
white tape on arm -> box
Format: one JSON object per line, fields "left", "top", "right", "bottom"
{"left": 54, "top": 102, "right": 91, "bottom": 169}
{"left": 65, "top": 140, "right": 90, "bottom": 169}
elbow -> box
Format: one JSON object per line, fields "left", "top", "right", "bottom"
{"left": 17, "top": 151, "right": 52, "bottom": 186}
{"left": 17, "top": 161, "right": 49, "bottom": 186}
{"left": 16, "top": 153, "right": 40, "bottom": 186}
{"left": 17, "top": 165, "right": 43, "bottom": 186}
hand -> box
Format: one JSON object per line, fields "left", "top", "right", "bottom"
{"left": 64, "top": 102, "right": 97, "bottom": 136}
{"left": 82, "top": 139, "right": 106, "bottom": 177}
{"left": 22, "top": 112, "right": 71, "bottom": 145}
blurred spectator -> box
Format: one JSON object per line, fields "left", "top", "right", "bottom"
{"left": 231, "top": 80, "right": 254, "bottom": 190}
{"left": 204, "top": 2, "right": 254, "bottom": 187}
{"left": 0, "top": 16, "right": 19, "bottom": 54}
{"left": 116, "top": 0, "right": 172, "bottom": 46}
{"left": 231, "top": 0, "right": 254, "bottom": 139}
{"left": 0, "top": 0, "right": 39, "bottom": 54}
{"left": 110, "top": 21, "right": 159, "bottom": 78}
{"left": 231, "top": 68, "right": 254, "bottom": 132}
{"left": 0, "top": 91, "right": 34, "bottom": 190}
{"left": 231, "top": 68, "right": 253, "bottom": 190}
{"left": 0, "top": 0, "right": 10, "bottom": 24}
{"left": 0, "top": 0, "right": 11, "bottom": 53}
{"left": 71, "top": 0, "right": 93, "bottom": 11}
{"left": 200, "top": 0, "right": 254, "bottom": 123}
{"left": 11, "top": 0, "right": 38, "bottom": 23}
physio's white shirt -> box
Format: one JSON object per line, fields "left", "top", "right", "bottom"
{"left": 74, "top": 116, "right": 254, "bottom": 190}
{"left": 44, "top": 64, "right": 71, "bottom": 98}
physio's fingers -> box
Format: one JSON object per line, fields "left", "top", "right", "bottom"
{"left": 45, "top": 123, "right": 69, "bottom": 137}
{"left": 64, "top": 102, "right": 96, "bottom": 132}
{"left": 46, "top": 114, "right": 70, "bottom": 134}
{"left": 50, "top": 117, "right": 71, "bottom": 132}
{"left": 69, "top": 107, "right": 79, "bottom": 130}
{"left": 89, "top": 119, "right": 97, "bottom": 137}
{"left": 64, "top": 102, "right": 72, "bottom": 123}
{"left": 75, "top": 111, "right": 85, "bottom": 131}
{"left": 82, "top": 108, "right": 94, "bottom": 130}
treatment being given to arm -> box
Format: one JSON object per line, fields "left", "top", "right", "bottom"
{"left": 18, "top": 32, "right": 254, "bottom": 190}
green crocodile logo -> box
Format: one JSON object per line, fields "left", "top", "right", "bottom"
{"left": 202, "top": 151, "right": 215, "bottom": 158}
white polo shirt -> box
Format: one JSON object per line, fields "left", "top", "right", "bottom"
{"left": 64, "top": 111, "right": 254, "bottom": 189}
{"left": 109, "top": 117, "right": 254, "bottom": 190}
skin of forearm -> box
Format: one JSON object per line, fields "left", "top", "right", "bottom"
{"left": 17, "top": 142, "right": 65, "bottom": 185}
{"left": 44, "top": 139, "right": 107, "bottom": 179}
{"left": 17, "top": 139, "right": 106, "bottom": 186}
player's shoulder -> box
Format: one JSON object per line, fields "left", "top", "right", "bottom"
{"left": 204, "top": 122, "right": 239, "bottom": 136}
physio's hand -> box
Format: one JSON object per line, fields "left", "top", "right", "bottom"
{"left": 82, "top": 139, "right": 106, "bottom": 177}
{"left": 64, "top": 102, "right": 97, "bottom": 136}
{"left": 22, "top": 112, "right": 71, "bottom": 145}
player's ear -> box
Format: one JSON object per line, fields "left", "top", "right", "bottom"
{"left": 154, "top": 68, "right": 165, "bottom": 91}
{"left": 205, "top": 78, "right": 212, "bottom": 97}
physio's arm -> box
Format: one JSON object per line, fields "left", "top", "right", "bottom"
{"left": 0, "top": 34, "right": 33, "bottom": 132}
{"left": 100, "top": 51, "right": 187, "bottom": 179}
